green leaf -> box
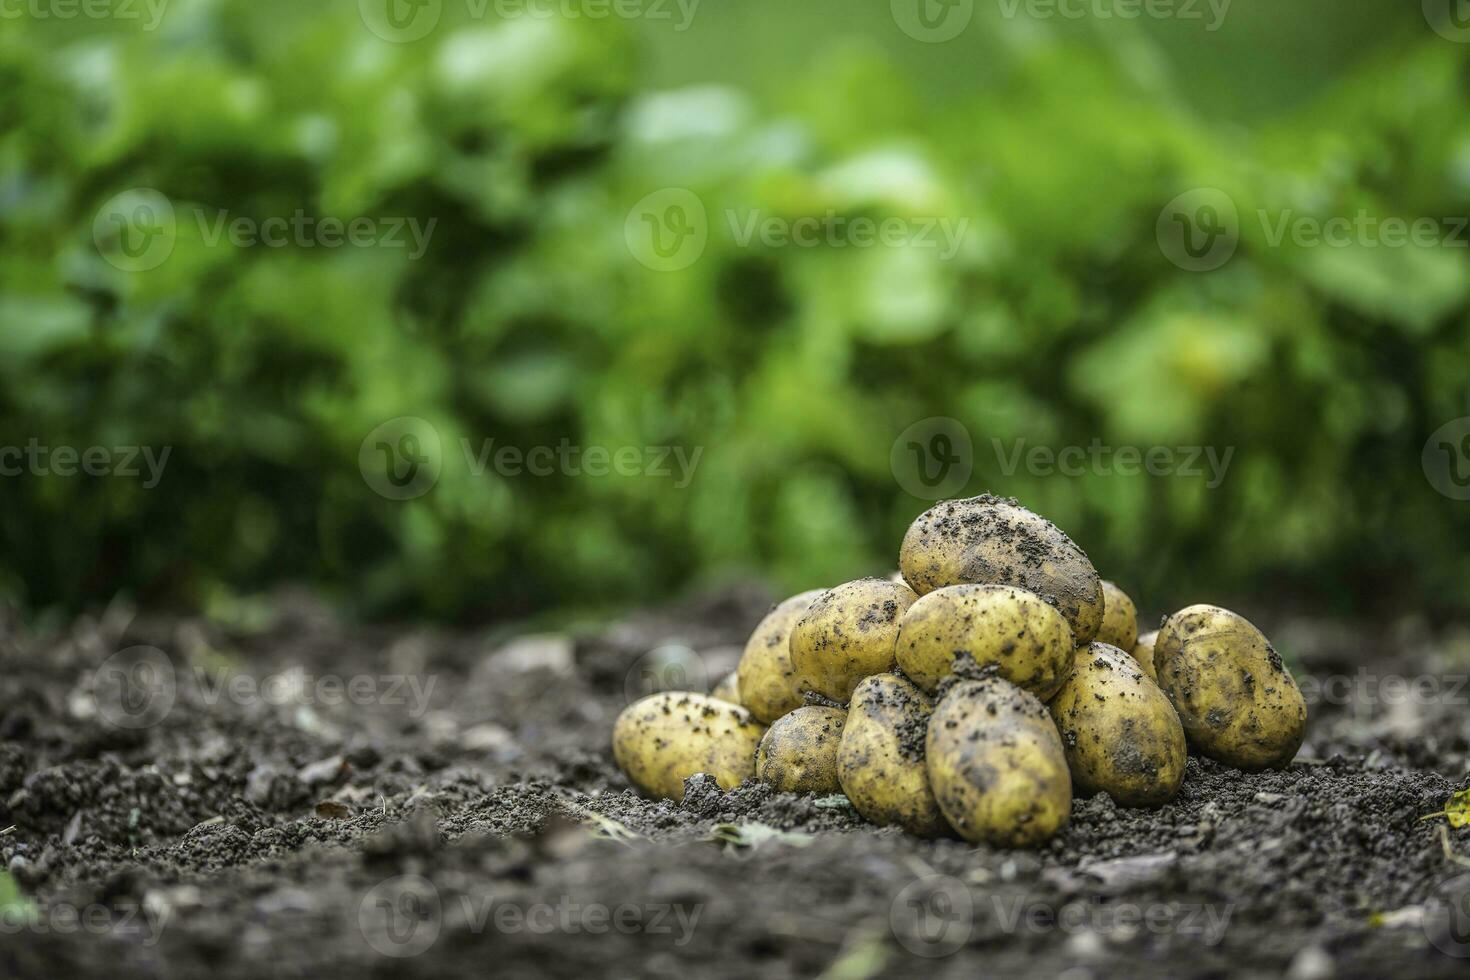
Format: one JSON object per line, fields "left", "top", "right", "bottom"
{"left": 0, "top": 872, "right": 36, "bottom": 926}
{"left": 1420, "top": 788, "right": 1470, "bottom": 829}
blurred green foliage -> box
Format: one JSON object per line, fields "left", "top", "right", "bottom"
{"left": 2, "top": 1, "right": 1469, "bottom": 622}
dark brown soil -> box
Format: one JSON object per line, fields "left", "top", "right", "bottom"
{"left": 1, "top": 587, "right": 1468, "bottom": 979}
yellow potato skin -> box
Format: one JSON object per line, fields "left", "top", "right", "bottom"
{"left": 736, "top": 590, "right": 825, "bottom": 723}
{"left": 899, "top": 495, "right": 1104, "bottom": 644}
{"left": 711, "top": 671, "right": 741, "bottom": 706}
{"left": 926, "top": 677, "right": 1071, "bottom": 847}
{"left": 836, "top": 673, "right": 949, "bottom": 837}
{"left": 1096, "top": 581, "right": 1139, "bottom": 651}
{"left": 1131, "top": 630, "right": 1158, "bottom": 682}
{"left": 1048, "top": 643, "right": 1186, "bottom": 807}
{"left": 612, "top": 692, "right": 766, "bottom": 801}
{"left": 756, "top": 706, "right": 847, "bottom": 794}
{"left": 790, "top": 579, "right": 918, "bottom": 702}
{"left": 1154, "top": 605, "right": 1307, "bottom": 771}
{"left": 896, "top": 584, "right": 1075, "bottom": 699}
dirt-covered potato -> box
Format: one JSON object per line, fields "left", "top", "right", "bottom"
{"left": 1096, "top": 581, "right": 1139, "bottom": 651}
{"left": 710, "top": 671, "right": 741, "bottom": 705}
{"left": 926, "top": 676, "right": 1071, "bottom": 847}
{"left": 899, "top": 495, "right": 1104, "bottom": 644}
{"left": 1131, "top": 630, "right": 1158, "bottom": 681}
{"left": 756, "top": 706, "right": 847, "bottom": 794}
{"left": 736, "top": 589, "right": 825, "bottom": 722}
{"left": 790, "top": 578, "right": 917, "bottom": 702}
{"left": 612, "top": 692, "right": 766, "bottom": 801}
{"left": 896, "top": 584, "right": 1075, "bottom": 699}
{"left": 836, "top": 673, "right": 948, "bottom": 837}
{"left": 1048, "top": 643, "right": 1186, "bottom": 806}
{"left": 1154, "top": 605, "right": 1307, "bottom": 771}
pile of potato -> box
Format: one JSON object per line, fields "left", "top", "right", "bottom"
{"left": 612, "top": 495, "right": 1308, "bottom": 847}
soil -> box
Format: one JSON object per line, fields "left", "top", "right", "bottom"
{"left": 1, "top": 586, "right": 1469, "bottom": 979}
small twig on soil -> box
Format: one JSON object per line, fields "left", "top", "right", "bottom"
{"left": 0, "top": 826, "right": 14, "bottom": 837}
{"left": 1437, "top": 825, "right": 1470, "bottom": 869}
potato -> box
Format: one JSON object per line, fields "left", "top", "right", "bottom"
{"left": 756, "top": 706, "right": 847, "bottom": 794}
{"left": 736, "top": 589, "right": 825, "bottom": 723}
{"left": 1154, "top": 605, "right": 1307, "bottom": 771}
{"left": 1096, "top": 581, "right": 1139, "bottom": 651}
{"left": 899, "top": 495, "right": 1104, "bottom": 644}
{"left": 711, "top": 671, "right": 741, "bottom": 705}
{"left": 612, "top": 692, "right": 766, "bottom": 801}
{"left": 926, "top": 676, "right": 1071, "bottom": 847}
{"left": 1048, "top": 643, "right": 1186, "bottom": 806}
{"left": 1131, "top": 630, "right": 1158, "bottom": 681}
{"left": 896, "top": 584, "right": 1075, "bottom": 699}
{"left": 836, "top": 673, "right": 948, "bottom": 837}
{"left": 790, "top": 578, "right": 918, "bottom": 702}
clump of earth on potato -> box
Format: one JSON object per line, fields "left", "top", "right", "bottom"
{"left": 736, "top": 589, "right": 825, "bottom": 722}
{"left": 1096, "top": 580, "right": 1139, "bottom": 651}
{"left": 837, "top": 672, "right": 949, "bottom": 837}
{"left": 896, "top": 583, "right": 1075, "bottom": 699}
{"left": 1048, "top": 642, "right": 1186, "bottom": 807}
{"left": 756, "top": 705, "right": 847, "bottom": 794}
{"left": 612, "top": 692, "right": 766, "bottom": 801}
{"left": 899, "top": 495, "right": 1104, "bottom": 645}
{"left": 926, "top": 675, "right": 1072, "bottom": 847}
{"left": 790, "top": 578, "right": 917, "bottom": 702}
{"left": 1154, "top": 604, "right": 1307, "bottom": 771}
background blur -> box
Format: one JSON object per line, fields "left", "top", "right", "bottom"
{"left": 3, "top": 0, "right": 1469, "bottom": 625}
